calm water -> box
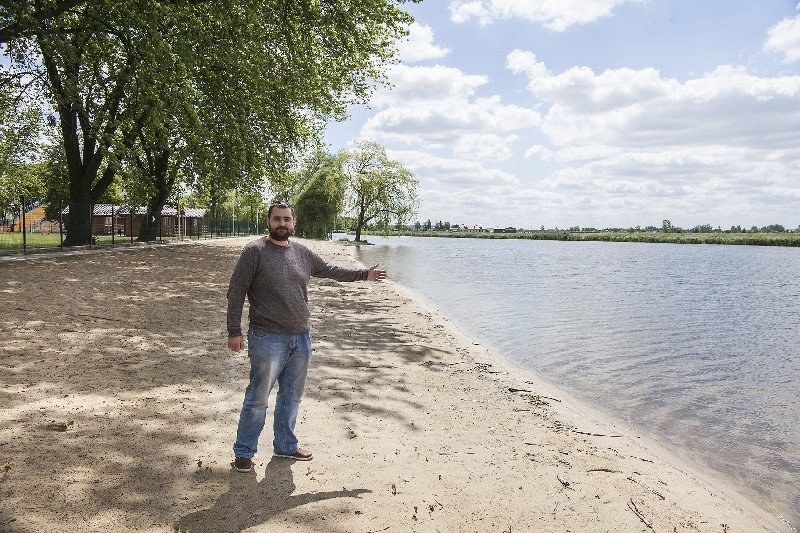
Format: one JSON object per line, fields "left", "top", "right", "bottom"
{"left": 353, "top": 236, "right": 799, "bottom": 529}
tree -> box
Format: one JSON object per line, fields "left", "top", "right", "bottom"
{"left": 4, "top": 0, "right": 418, "bottom": 245}
{"left": 6, "top": 2, "right": 149, "bottom": 245}
{"left": 0, "top": 70, "right": 47, "bottom": 222}
{"left": 0, "top": 1, "right": 88, "bottom": 43}
{"left": 292, "top": 150, "right": 346, "bottom": 239}
{"left": 341, "top": 140, "right": 418, "bottom": 242}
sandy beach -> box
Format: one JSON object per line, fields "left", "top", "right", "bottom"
{"left": 0, "top": 237, "right": 789, "bottom": 532}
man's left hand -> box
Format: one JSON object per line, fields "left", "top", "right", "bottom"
{"left": 367, "top": 264, "right": 387, "bottom": 282}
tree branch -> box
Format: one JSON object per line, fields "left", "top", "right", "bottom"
{"left": 0, "top": 0, "right": 88, "bottom": 43}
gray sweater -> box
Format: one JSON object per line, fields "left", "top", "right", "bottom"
{"left": 227, "top": 238, "right": 368, "bottom": 336}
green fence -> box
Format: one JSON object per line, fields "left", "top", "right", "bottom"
{"left": 0, "top": 201, "right": 263, "bottom": 254}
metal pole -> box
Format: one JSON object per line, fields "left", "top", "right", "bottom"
{"left": 111, "top": 204, "right": 116, "bottom": 246}
{"left": 59, "top": 200, "right": 64, "bottom": 248}
{"left": 89, "top": 201, "right": 94, "bottom": 247}
{"left": 21, "top": 198, "right": 27, "bottom": 252}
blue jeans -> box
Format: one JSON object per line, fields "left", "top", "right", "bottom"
{"left": 233, "top": 331, "right": 312, "bottom": 458}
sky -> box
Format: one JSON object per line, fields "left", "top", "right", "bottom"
{"left": 323, "top": 0, "right": 800, "bottom": 230}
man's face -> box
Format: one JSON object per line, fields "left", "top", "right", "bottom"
{"left": 268, "top": 206, "right": 294, "bottom": 241}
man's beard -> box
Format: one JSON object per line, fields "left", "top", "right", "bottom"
{"left": 268, "top": 226, "right": 291, "bottom": 241}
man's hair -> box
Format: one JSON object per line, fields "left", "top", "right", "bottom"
{"left": 267, "top": 202, "right": 294, "bottom": 219}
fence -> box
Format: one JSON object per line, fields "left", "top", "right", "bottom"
{"left": 0, "top": 201, "right": 263, "bottom": 255}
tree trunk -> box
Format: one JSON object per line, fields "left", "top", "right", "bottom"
{"left": 137, "top": 149, "right": 172, "bottom": 242}
{"left": 40, "top": 40, "right": 123, "bottom": 247}
{"left": 63, "top": 178, "right": 93, "bottom": 246}
{"left": 355, "top": 197, "right": 366, "bottom": 242}
{"left": 62, "top": 163, "right": 116, "bottom": 246}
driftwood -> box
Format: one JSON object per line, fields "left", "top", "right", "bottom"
{"left": 627, "top": 499, "right": 654, "bottom": 530}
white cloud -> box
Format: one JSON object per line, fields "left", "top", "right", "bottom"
{"left": 448, "top": 0, "right": 646, "bottom": 31}
{"left": 764, "top": 4, "right": 800, "bottom": 63}
{"left": 370, "top": 64, "right": 488, "bottom": 108}
{"left": 389, "top": 150, "right": 519, "bottom": 188}
{"left": 396, "top": 22, "right": 451, "bottom": 63}
{"left": 362, "top": 64, "right": 541, "bottom": 149}
{"left": 524, "top": 144, "right": 555, "bottom": 160}
{"left": 504, "top": 50, "right": 800, "bottom": 227}
{"left": 508, "top": 51, "right": 800, "bottom": 148}
{"left": 454, "top": 133, "right": 518, "bottom": 161}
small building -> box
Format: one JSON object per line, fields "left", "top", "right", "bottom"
{"left": 62, "top": 204, "right": 209, "bottom": 237}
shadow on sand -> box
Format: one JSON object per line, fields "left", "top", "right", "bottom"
{"left": 177, "top": 457, "right": 371, "bottom": 533}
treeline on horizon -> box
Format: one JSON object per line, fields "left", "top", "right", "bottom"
{"left": 373, "top": 230, "right": 800, "bottom": 247}
{"left": 399, "top": 219, "right": 796, "bottom": 234}
{"left": 360, "top": 219, "right": 800, "bottom": 247}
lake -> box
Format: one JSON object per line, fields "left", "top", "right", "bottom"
{"left": 352, "top": 235, "right": 799, "bottom": 529}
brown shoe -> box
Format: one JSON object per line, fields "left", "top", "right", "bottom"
{"left": 273, "top": 448, "right": 313, "bottom": 461}
{"left": 233, "top": 457, "right": 254, "bottom": 472}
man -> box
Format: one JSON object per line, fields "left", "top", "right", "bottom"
{"left": 226, "top": 202, "right": 386, "bottom": 473}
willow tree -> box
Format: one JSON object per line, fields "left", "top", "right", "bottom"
{"left": 290, "top": 149, "right": 346, "bottom": 239}
{"left": 341, "top": 140, "right": 418, "bottom": 242}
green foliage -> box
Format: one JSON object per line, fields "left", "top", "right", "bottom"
{"left": 341, "top": 140, "right": 418, "bottom": 241}
{"left": 3, "top": 0, "right": 417, "bottom": 245}
{"left": 0, "top": 72, "right": 48, "bottom": 219}
{"left": 292, "top": 150, "right": 346, "bottom": 239}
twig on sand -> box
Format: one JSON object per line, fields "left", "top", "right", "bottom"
{"left": 508, "top": 387, "right": 532, "bottom": 393}
{"left": 572, "top": 430, "right": 623, "bottom": 438}
{"left": 627, "top": 476, "right": 666, "bottom": 500}
{"left": 557, "top": 474, "right": 573, "bottom": 490}
{"left": 627, "top": 499, "right": 654, "bottom": 530}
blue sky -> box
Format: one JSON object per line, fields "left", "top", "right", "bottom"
{"left": 324, "top": 0, "right": 800, "bottom": 230}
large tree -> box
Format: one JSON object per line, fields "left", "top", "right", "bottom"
{"left": 0, "top": 1, "right": 87, "bottom": 44}
{"left": 341, "top": 140, "right": 418, "bottom": 242}
{"left": 3, "top": 0, "right": 419, "bottom": 245}
{"left": 184, "top": 0, "right": 421, "bottom": 210}
{"left": 6, "top": 2, "right": 146, "bottom": 244}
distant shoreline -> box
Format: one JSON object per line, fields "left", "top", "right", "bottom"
{"left": 359, "top": 230, "right": 800, "bottom": 247}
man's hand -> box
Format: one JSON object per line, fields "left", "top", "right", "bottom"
{"left": 367, "top": 264, "right": 387, "bottom": 282}
{"left": 227, "top": 335, "right": 245, "bottom": 352}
